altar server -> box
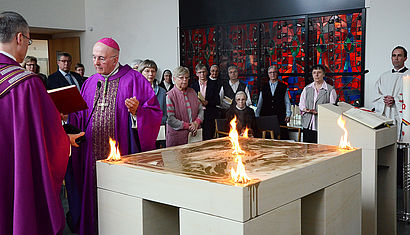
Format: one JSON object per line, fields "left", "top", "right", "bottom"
{"left": 372, "top": 46, "right": 410, "bottom": 140}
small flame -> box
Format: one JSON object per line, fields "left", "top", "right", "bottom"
{"left": 228, "top": 116, "right": 251, "bottom": 184}
{"left": 337, "top": 115, "right": 353, "bottom": 150}
{"left": 243, "top": 128, "right": 249, "bottom": 138}
{"left": 106, "top": 137, "right": 122, "bottom": 161}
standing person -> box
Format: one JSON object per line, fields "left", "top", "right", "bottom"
{"left": 47, "top": 52, "right": 83, "bottom": 90}
{"left": 219, "top": 65, "right": 251, "bottom": 117}
{"left": 372, "top": 46, "right": 409, "bottom": 189}
{"left": 75, "top": 62, "right": 88, "bottom": 83}
{"left": 256, "top": 65, "right": 292, "bottom": 139}
{"left": 67, "top": 38, "right": 162, "bottom": 235}
{"left": 209, "top": 64, "right": 220, "bottom": 83}
{"left": 0, "top": 11, "right": 83, "bottom": 235}
{"left": 138, "top": 59, "right": 167, "bottom": 125}
{"left": 191, "top": 63, "right": 220, "bottom": 140}
{"left": 209, "top": 64, "right": 219, "bottom": 80}
{"left": 130, "top": 58, "right": 142, "bottom": 71}
{"left": 299, "top": 64, "right": 337, "bottom": 143}
{"left": 159, "top": 69, "right": 174, "bottom": 91}
{"left": 22, "top": 55, "right": 47, "bottom": 86}
{"left": 166, "top": 66, "right": 203, "bottom": 147}
{"left": 372, "top": 46, "right": 409, "bottom": 139}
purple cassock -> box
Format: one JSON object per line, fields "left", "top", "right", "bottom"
{"left": 67, "top": 64, "right": 162, "bottom": 235}
{"left": 0, "top": 53, "right": 70, "bottom": 234}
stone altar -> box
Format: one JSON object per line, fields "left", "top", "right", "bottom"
{"left": 97, "top": 137, "right": 362, "bottom": 235}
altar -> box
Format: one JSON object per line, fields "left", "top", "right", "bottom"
{"left": 96, "top": 138, "right": 362, "bottom": 235}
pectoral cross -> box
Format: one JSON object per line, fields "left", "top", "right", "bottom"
{"left": 98, "top": 96, "right": 109, "bottom": 110}
{"left": 98, "top": 78, "right": 110, "bottom": 111}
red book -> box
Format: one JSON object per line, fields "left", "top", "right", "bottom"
{"left": 47, "top": 85, "right": 88, "bottom": 114}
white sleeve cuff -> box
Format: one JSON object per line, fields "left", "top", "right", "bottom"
{"left": 130, "top": 113, "right": 138, "bottom": 129}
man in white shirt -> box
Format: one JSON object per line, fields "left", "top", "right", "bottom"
{"left": 372, "top": 46, "right": 410, "bottom": 189}
{"left": 219, "top": 65, "right": 251, "bottom": 117}
{"left": 372, "top": 46, "right": 409, "bottom": 140}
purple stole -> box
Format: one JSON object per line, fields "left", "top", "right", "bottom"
{"left": 0, "top": 64, "right": 35, "bottom": 97}
{"left": 0, "top": 53, "right": 70, "bottom": 235}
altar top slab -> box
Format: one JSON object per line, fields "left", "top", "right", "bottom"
{"left": 101, "top": 137, "right": 357, "bottom": 187}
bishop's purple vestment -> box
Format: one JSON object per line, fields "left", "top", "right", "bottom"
{"left": 67, "top": 64, "right": 162, "bottom": 235}
{"left": 0, "top": 53, "right": 70, "bottom": 235}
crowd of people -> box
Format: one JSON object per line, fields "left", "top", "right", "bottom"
{"left": 1, "top": 10, "right": 408, "bottom": 235}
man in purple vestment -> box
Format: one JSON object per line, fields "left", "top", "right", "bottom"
{"left": 67, "top": 38, "right": 162, "bottom": 235}
{"left": 0, "top": 11, "right": 83, "bottom": 235}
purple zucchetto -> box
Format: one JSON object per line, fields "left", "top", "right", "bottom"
{"left": 97, "top": 37, "right": 120, "bottom": 51}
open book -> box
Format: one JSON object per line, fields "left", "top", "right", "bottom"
{"left": 223, "top": 96, "right": 233, "bottom": 105}
{"left": 343, "top": 107, "right": 394, "bottom": 129}
{"left": 48, "top": 85, "right": 88, "bottom": 114}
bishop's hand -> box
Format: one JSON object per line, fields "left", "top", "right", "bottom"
{"left": 125, "top": 97, "right": 140, "bottom": 115}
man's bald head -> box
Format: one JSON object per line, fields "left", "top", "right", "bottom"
{"left": 92, "top": 42, "right": 119, "bottom": 75}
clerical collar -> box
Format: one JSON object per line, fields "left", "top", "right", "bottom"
{"left": 236, "top": 105, "right": 246, "bottom": 110}
{"left": 392, "top": 67, "right": 408, "bottom": 73}
{"left": 102, "top": 63, "right": 120, "bottom": 79}
{"left": 0, "top": 51, "right": 16, "bottom": 62}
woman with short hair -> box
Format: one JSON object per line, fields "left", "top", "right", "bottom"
{"left": 166, "top": 66, "right": 203, "bottom": 147}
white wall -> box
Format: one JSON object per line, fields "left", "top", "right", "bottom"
{"left": 365, "top": 0, "right": 410, "bottom": 108}
{"left": 80, "top": 0, "right": 179, "bottom": 77}
{"left": 2, "top": 0, "right": 179, "bottom": 78}
{"left": 2, "top": 0, "right": 85, "bottom": 30}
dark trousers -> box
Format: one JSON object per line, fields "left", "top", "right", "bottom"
{"left": 302, "top": 128, "right": 317, "bottom": 143}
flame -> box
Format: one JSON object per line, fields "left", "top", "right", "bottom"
{"left": 337, "top": 115, "right": 353, "bottom": 150}
{"left": 230, "top": 155, "right": 251, "bottom": 183}
{"left": 243, "top": 128, "right": 249, "bottom": 138}
{"left": 228, "top": 116, "right": 251, "bottom": 184}
{"left": 106, "top": 137, "right": 122, "bottom": 161}
{"left": 229, "top": 116, "right": 245, "bottom": 155}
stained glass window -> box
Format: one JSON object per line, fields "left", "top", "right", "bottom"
{"left": 180, "top": 27, "right": 217, "bottom": 75}
{"left": 260, "top": 18, "right": 306, "bottom": 104}
{"left": 180, "top": 10, "right": 364, "bottom": 106}
{"left": 308, "top": 12, "right": 363, "bottom": 104}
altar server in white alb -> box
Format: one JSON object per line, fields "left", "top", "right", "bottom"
{"left": 372, "top": 46, "right": 410, "bottom": 140}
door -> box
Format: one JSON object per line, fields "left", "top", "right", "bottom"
{"left": 48, "top": 37, "right": 81, "bottom": 74}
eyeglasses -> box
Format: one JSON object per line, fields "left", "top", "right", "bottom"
{"left": 21, "top": 34, "right": 32, "bottom": 46}
{"left": 268, "top": 71, "right": 278, "bottom": 74}
{"left": 177, "top": 76, "right": 189, "bottom": 80}
{"left": 93, "top": 55, "right": 117, "bottom": 62}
